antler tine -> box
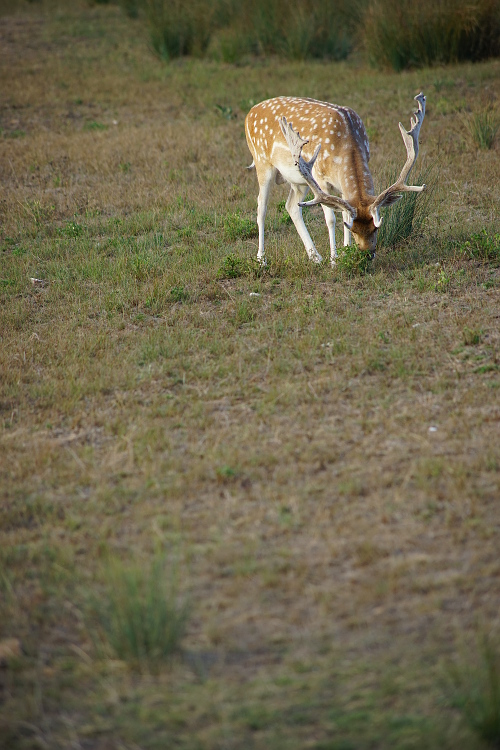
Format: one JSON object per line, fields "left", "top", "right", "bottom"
{"left": 280, "top": 116, "right": 356, "bottom": 218}
{"left": 396, "top": 92, "right": 426, "bottom": 186}
{"left": 280, "top": 116, "right": 322, "bottom": 205}
{"left": 280, "top": 116, "right": 309, "bottom": 161}
{"left": 369, "top": 93, "right": 426, "bottom": 227}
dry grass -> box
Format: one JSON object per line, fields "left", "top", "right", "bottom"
{"left": 1, "top": 3, "right": 500, "bottom": 749}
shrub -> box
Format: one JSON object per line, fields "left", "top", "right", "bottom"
{"left": 364, "top": 0, "right": 500, "bottom": 71}
{"left": 89, "top": 553, "right": 188, "bottom": 672}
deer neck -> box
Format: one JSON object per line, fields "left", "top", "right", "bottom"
{"left": 336, "top": 147, "right": 375, "bottom": 209}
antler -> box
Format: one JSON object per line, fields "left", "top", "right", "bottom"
{"left": 279, "top": 116, "right": 357, "bottom": 225}
{"left": 369, "top": 93, "right": 426, "bottom": 227}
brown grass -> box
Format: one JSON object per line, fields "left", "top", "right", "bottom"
{"left": 0, "top": 3, "right": 499, "bottom": 749}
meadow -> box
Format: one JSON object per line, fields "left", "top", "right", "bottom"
{"left": 1, "top": 2, "right": 500, "bottom": 749}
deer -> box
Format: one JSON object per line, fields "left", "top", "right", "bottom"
{"left": 245, "top": 92, "right": 426, "bottom": 266}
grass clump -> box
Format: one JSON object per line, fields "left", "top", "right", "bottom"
{"left": 170, "top": 285, "right": 189, "bottom": 302}
{"left": 217, "top": 253, "right": 247, "bottom": 280}
{"left": 247, "top": 0, "right": 353, "bottom": 61}
{"left": 335, "top": 244, "right": 372, "bottom": 277}
{"left": 377, "top": 166, "right": 434, "bottom": 249}
{"left": 460, "top": 230, "right": 500, "bottom": 263}
{"left": 146, "top": 0, "right": 215, "bottom": 59}
{"left": 447, "top": 634, "right": 500, "bottom": 747}
{"left": 463, "top": 326, "right": 483, "bottom": 346}
{"left": 126, "top": 0, "right": 500, "bottom": 65}
{"left": 58, "top": 220, "right": 83, "bottom": 238}
{"left": 216, "top": 253, "right": 263, "bottom": 280}
{"left": 89, "top": 553, "right": 189, "bottom": 672}
{"left": 224, "top": 213, "right": 257, "bottom": 241}
{"left": 463, "top": 107, "right": 500, "bottom": 150}
{"left": 140, "top": 0, "right": 355, "bottom": 62}
{"left": 83, "top": 121, "right": 108, "bottom": 131}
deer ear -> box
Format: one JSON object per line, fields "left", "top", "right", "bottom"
{"left": 370, "top": 206, "right": 383, "bottom": 228}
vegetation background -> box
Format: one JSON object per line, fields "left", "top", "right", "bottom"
{"left": 0, "top": 0, "right": 499, "bottom": 748}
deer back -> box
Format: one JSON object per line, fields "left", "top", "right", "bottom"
{"left": 245, "top": 97, "right": 375, "bottom": 203}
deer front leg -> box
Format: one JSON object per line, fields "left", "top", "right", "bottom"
{"left": 321, "top": 205, "right": 337, "bottom": 265}
{"left": 342, "top": 210, "right": 352, "bottom": 246}
{"left": 256, "top": 168, "right": 274, "bottom": 264}
{"left": 286, "top": 184, "right": 322, "bottom": 263}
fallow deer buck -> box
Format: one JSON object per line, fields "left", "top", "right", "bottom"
{"left": 245, "top": 92, "right": 426, "bottom": 265}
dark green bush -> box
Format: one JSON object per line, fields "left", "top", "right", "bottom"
{"left": 146, "top": 0, "right": 215, "bottom": 59}
{"left": 130, "top": 0, "right": 500, "bottom": 65}
{"left": 138, "top": 0, "right": 357, "bottom": 62}
{"left": 364, "top": 0, "right": 500, "bottom": 71}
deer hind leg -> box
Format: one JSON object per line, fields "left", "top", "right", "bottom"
{"left": 342, "top": 210, "right": 352, "bottom": 247}
{"left": 256, "top": 167, "right": 275, "bottom": 264}
{"left": 321, "top": 205, "right": 337, "bottom": 265}
{"left": 286, "top": 183, "right": 322, "bottom": 264}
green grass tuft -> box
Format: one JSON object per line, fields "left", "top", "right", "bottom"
{"left": 463, "top": 107, "right": 500, "bottom": 149}
{"left": 335, "top": 244, "right": 372, "bottom": 277}
{"left": 377, "top": 166, "right": 434, "bottom": 249}
{"left": 223, "top": 212, "right": 258, "bottom": 241}
{"left": 460, "top": 230, "right": 500, "bottom": 263}
{"left": 170, "top": 285, "right": 189, "bottom": 302}
{"left": 89, "top": 553, "right": 189, "bottom": 672}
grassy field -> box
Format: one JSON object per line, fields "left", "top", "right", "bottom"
{"left": 1, "top": 3, "right": 500, "bottom": 749}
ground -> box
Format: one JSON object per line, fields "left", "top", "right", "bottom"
{"left": 0, "top": 3, "right": 499, "bottom": 749}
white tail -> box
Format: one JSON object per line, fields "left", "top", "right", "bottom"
{"left": 245, "top": 93, "right": 426, "bottom": 265}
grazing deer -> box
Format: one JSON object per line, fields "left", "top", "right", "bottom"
{"left": 245, "top": 93, "right": 426, "bottom": 265}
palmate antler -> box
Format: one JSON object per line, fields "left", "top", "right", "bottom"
{"left": 279, "top": 116, "right": 357, "bottom": 228}
{"left": 368, "top": 93, "right": 427, "bottom": 227}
